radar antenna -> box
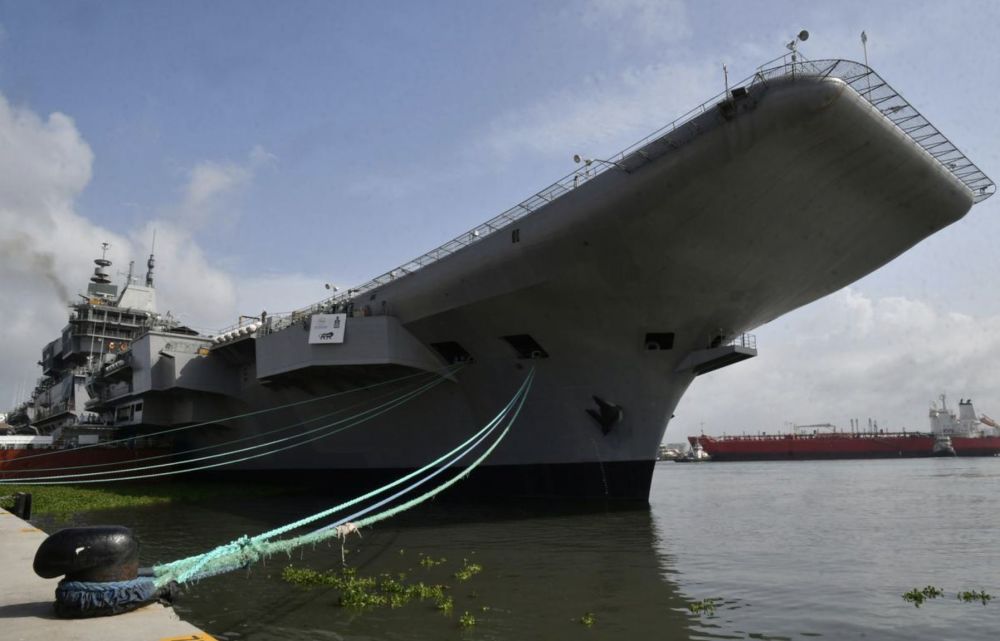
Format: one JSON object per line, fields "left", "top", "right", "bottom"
{"left": 91, "top": 242, "right": 112, "bottom": 284}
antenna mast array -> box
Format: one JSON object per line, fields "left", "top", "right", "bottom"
{"left": 145, "top": 230, "right": 157, "bottom": 287}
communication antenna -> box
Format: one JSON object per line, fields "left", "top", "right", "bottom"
{"left": 145, "top": 229, "right": 157, "bottom": 287}
{"left": 723, "top": 63, "right": 729, "bottom": 96}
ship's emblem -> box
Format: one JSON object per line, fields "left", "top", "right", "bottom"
{"left": 586, "top": 396, "right": 624, "bottom": 435}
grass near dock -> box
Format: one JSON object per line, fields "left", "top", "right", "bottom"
{"left": 0, "top": 481, "right": 301, "bottom": 517}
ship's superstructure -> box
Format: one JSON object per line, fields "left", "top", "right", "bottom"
{"left": 929, "top": 395, "right": 1000, "bottom": 457}
{"left": 3, "top": 243, "right": 189, "bottom": 445}
{"left": 929, "top": 396, "right": 997, "bottom": 438}
{"left": 4, "top": 57, "right": 996, "bottom": 497}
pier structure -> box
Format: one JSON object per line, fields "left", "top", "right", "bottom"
{"left": 0, "top": 508, "right": 213, "bottom": 641}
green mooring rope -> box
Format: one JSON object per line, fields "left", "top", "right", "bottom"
{"left": 0, "top": 370, "right": 446, "bottom": 476}
{"left": 6, "top": 365, "right": 459, "bottom": 464}
{"left": 2, "top": 374, "right": 450, "bottom": 485}
{"left": 152, "top": 368, "right": 534, "bottom": 587}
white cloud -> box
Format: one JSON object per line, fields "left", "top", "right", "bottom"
{"left": 579, "top": 0, "right": 691, "bottom": 48}
{"left": 127, "top": 220, "right": 238, "bottom": 330}
{"left": 481, "top": 60, "right": 717, "bottom": 161}
{"left": 671, "top": 287, "right": 1000, "bottom": 440}
{"left": 0, "top": 98, "right": 92, "bottom": 215}
{"left": 0, "top": 93, "right": 315, "bottom": 407}
{"left": 0, "top": 95, "right": 124, "bottom": 403}
{"left": 179, "top": 144, "right": 275, "bottom": 228}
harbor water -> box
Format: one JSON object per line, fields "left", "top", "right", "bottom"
{"left": 31, "top": 457, "right": 1000, "bottom": 640}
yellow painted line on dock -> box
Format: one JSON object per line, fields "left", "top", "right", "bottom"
{"left": 158, "top": 634, "right": 220, "bottom": 641}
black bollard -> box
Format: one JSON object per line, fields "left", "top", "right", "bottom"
{"left": 12, "top": 492, "right": 32, "bottom": 520}
{"left": 33, "top": 525, "right": 175, "bottom": 618}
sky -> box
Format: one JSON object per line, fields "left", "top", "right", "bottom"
{"left": 0, "top": 1, "right": 998, "bottom": 437}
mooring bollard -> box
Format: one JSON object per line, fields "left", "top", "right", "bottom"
{"left": 12, "top": 492, "right": 32, "bottom": 520}
{"left": 33, "top": 525, "right": 176, "bottom": 618}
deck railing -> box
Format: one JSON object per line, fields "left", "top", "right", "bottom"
{"left": 259, "top": 57, "right": 994, "bottom": 336}
{"left": 726, "top": 334, "right": 757, "bottom": 351}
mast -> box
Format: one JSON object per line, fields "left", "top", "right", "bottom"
{"left": 145, "top": 230, "right": 156, "bottom": 287}
{"left": 91, "top": 242, "right": 112, "bottom": 286}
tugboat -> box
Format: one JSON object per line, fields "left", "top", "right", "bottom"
{"left": 674, "top": 438, "right": 711, "bottom": 463}
{"left": 931, "top": 434, "right": 956, "bottom": 457}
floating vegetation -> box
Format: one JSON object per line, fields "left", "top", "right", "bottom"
{"left": 282, "top": 565, "right": 451, "bottom": 612}
{"left": 902, "top": 586, "right": 945, "bottom": 607}
{"left": 688, "top": 598, "right": 719, "bottom": 615}
{"left": 454, "top": 558, "right": 483, "bottom": 581}
{"left": 436, "top": 595, "right": 455, "bottom": 614}
{"left": 902, "top": 586, "right": 996, "bottom": 608}
{"left": 958, "top": 590, "right": 993, "bottom": 606}
{"left": 458, "top": 611, "right": 477, "bottom": 628}
{"left": 419, "top": 554, "right": 447, "bottom": 568}
{"left": 579, "top": 612, "right": 597, "bottom": 626}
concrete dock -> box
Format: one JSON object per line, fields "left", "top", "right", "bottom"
{"left": 0, "top": 508, "right": 215, "bottom": 641}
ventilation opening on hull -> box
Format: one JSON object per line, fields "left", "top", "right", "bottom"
{"left": 502, "top": 334, "right": 549, "bottom": 359}
{"left": 431, "top": 341, "right": 473, "bottom": 364}
{"left": 644, "top": 332, "right": 675, "bottom": 350}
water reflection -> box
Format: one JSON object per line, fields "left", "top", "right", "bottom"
{"left": 37, "top": 494, "right": 697, "bottom": 640}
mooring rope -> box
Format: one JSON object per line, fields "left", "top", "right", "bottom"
{"left": 5, "top": 365, "right": 458, "bottom": 464}
{"left": 167, "top": 379, "right": 527, "bottom": 585}
{"left": 152, "top": 368, "right": 534, "bottom": 587}
{"left": 0, "top": 370, "right": 454, "bottom": 485}
{"left": 0, "top": 368, "right": 455, "bottom": 480}
{"left": 2, "top": 373, "right": 451, "bottom": 485}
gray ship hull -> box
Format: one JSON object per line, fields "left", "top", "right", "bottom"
{"left": 85, "top": 65, "right": 986, "bottom": 499}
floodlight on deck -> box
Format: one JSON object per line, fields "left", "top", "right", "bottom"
{"left": 573, "top": 154, "right": 630, "bottom": 173}
{"left": 786, "top": 29, "right": 810, "bottom": 62}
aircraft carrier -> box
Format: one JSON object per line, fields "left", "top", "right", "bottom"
{"left": 5, "top": 57, "right": 994, "bottom": 499}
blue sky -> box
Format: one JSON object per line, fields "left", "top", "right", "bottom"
{"left": 1, "top": 1, "right": 999, "bottom": 434}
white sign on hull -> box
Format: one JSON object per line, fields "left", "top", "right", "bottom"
{"left": 308, "top": 313, "right": 347, "bottom": 344}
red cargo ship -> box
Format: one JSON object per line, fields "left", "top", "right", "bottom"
{"left": 689, "top": 396, "right": 1000, "bottom": 461}
{"left": 690, "top": 431, "right": 939, "bottom": 461}
{"left": 0, "top": 445, "right": 167, "bottom": 480}
{"left": 0, "top": 432, "right": 167, "bottom": 481}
